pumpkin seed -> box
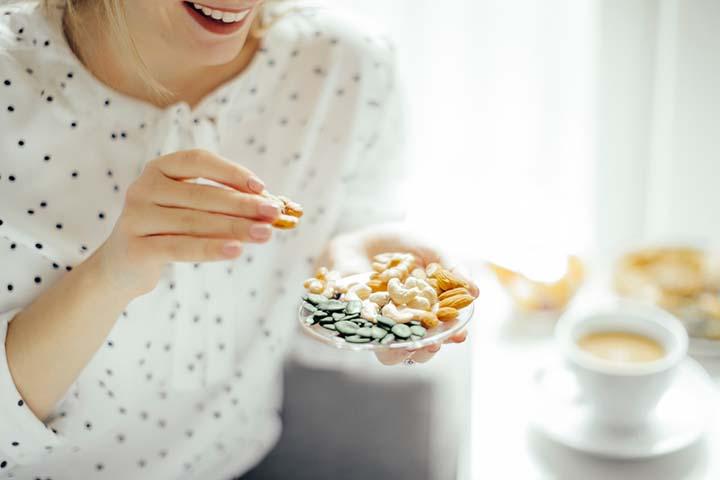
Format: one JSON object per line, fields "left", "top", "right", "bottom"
{"left": 391, "top": 324, "right": 411, "bottom": 339}
{"left": 356, "top": 327, "right": 373, "bottom": 338}
{"left": 332, "top": 312, "right": 345, "bottom": 320}
{"left": 302, "top": 302, "right": 317, "bottom": 313}
{"left": 345, "top": 300, "right": 362, "bottom": 315}
{"left": 377, "top": 316, "right": 396, "bottom": 329}
{"left": 410, "top": 335, "right": 422, "bottom": 341}
{"left": 321, "top": 323, "right": 337, "bottom": 331}
{"left": 345, "top": 335, "right": 372, "bottom": 344}
{"left": 318, "top": 300, "right": 346, "bottom": 312}
{"left": 410, "top": 326, "right": 427, "bottom": 337}
{"left": 409, "top": 320, "right": 421, "bottom": 326}
{"left": 304, "top": 294, "right": 327, "bottom": 305}
{"left": 371, "top": 327, "right": 387, "bottom": 339}
{"left": 335, "top": 320, "right": 359, "bottom": 335}
{"left": 380, "top": 334, "right": 396, "bottom": 345}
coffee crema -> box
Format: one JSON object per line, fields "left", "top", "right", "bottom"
{"left": 577, "top": 331, "right": 665, "bottom": 363}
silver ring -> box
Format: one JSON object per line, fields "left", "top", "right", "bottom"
{"left": 403, "top": 358, "right": 416, "bottom": 366}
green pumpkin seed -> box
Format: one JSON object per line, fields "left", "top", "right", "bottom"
{"left": 344, "top": 313, "right": 360, "bottom": 320}
{"left": 356, "top": 327, "right": 373, "bottom": 338}
{"left": 409, "top": 320, "right": 421, "bottom": 326}
{"left": 313, "top": 310, "right": 328, "bottom": 318}
{"left": 335, "top": 320, "right": 359, "bottom": 335}
{"left": 380, "top": 334, "right": 396, "bottom": 345}
{"left": 371, "top": 327, "right": 387, "bottom": 339}
{"left": 410, "top": 335, "right": 422, "bottom": 341}
{"left": 302, "top": 302, "right": 318, "bottom": 313}
{"left": 304, "top": 294, "right": 328, "bottom": 305}
{"left": 377, "top": 316, "right": 396, "bottom": 329}
{"left": 391, "top": 324, "right": 411, "bottom": 339}
{"left": 332, "top": 312, "right": 346, "bottom": 320}
{"left": 304, "top": 317, "right": 316, "bottom": 325}
{"left": 321, "top": 323, "right": 337, "bottom": 331}
{"left": 318, "top": 300, "right": 346, "bottom": 312}
{"left": 345, "top": 300, "right": 362, "bottom": 315}
{"left": 345, "top": 335, "right": 372, "bottom": 343}
{"left": 410, "top": 326, "right": 427, "bottom": 337}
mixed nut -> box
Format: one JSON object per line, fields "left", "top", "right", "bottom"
{"left": 300, "top": 253, "right": 476, "bottom": 345}
{"left": 262, "top": 190, "right": 304, "bottom": 229}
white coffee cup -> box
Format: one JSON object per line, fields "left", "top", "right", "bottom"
{"left": 555, "top": 301, "right": 688, "bottom": 429}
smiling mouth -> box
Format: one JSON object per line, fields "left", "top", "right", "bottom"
{"left": 183, "top": 1, "right": 254, "bottom": 34}
{"left": 189, "top": 2, "right": 251, "bottom": 23}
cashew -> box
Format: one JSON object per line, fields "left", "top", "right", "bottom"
{"left": 361, "top": 300, "right": 380, "bottom": 322}
{"left": 343, "top": 283, "right": 371, "bottom": 302}
{"left": 305, "top": 268, "right": 343, "bottom": 298}
{"left": 407, "top": 296, "right": 431, "bottom": 311}
{"left": 405, "top": 277, "right": 438, "bottom": 304}
{"left": 382, "top": 303, "right": 439, "bottom": 328}
{"left": 304, "top": 278, "right": 324, "bottom": 294}
{"left": 388, "top": 278, "right": 421, "bottom": 306}
{"left": 372, "top": 253, "right": 417, "bottom": 283}
{"left": 381, "top": 303, "right": 415, "bottom": 323}
{"left": 368, "top": 291, "right": 391, "bottom": 307}
{"left": 411, "top": 268, "right": 427, "bottom": 280}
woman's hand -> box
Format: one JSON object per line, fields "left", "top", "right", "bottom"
{"left": 94, "top": 149, "right": 281, "bottom": 297}
{"left": 319, "top": 224, "right": 479, "bottom": 366}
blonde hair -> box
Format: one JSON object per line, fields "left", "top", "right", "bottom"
{"left": 56, "top": 0, "right": 278, "bottom": 99}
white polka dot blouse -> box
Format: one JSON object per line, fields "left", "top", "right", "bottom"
{"left": 0, "top": 1, "right": 405, "bottom": 478}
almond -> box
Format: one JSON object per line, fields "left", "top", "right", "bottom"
{"left": 437, "top": 307, "right": 459, "bottom": 321}
{"left": 426, "top": 263, "right": 442, "bottom": 277}
{"left": 438, "top": 287, "right": 470, "bottom": 301}
{"left": 434, "top": 268, "right": 470, "bottom": 291}
{"left": 439, "top": 294, "right": 474, "bottom": 309}
{"left": 367, "top": 279, "right": 386, "bottom": 292}
{"left": 417, "top": 311, "right": 439, "bottom": 329}
{"left": 272, "top": 214, "right": 299, "bottom": 230}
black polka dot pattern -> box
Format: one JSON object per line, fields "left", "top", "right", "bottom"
{"left": 0, "top": 3, "right": 402, "bottom": 478}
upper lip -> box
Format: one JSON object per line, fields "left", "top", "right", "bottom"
{"left": 189, "top": 1, "right": 256, "bottom": 13}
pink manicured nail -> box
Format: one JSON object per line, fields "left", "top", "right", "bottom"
{"left": 247, "top": 176, "right": 265, "bottom": 193}
{"left": 249, "top": 223, "right": 272, "bottom": 241}
{"left": 258, "top": 202, "right": 280, "bottom": 219}
{"left": 222, "top": 242, "right": 243, "bottom": 257}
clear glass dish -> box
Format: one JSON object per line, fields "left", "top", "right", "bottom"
{"left": 297, "top": 273, "right": 475, "bottom": 351}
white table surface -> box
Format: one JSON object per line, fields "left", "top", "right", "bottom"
{"left": 461, "top": 270, "right": 720, "bottom": 480}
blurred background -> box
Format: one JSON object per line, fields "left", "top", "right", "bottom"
{"left": 248, "top": 1, "right": 720, "bottom": 479}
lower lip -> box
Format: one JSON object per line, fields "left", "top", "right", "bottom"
{"left": 183, "top": 2, "right": 251, "bottom": 35}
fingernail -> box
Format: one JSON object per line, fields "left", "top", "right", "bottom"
{"left": 258, "top": 202, "right": 280, "bottom": 219}
{"left": 247, "top": 176, "right": 265, "bottom": 193}
{"left": 222, "top": 241, "right": 243, "bottom": 257}
{"left": 249, "top": 223, "right": 272, "bottom": 241}
{"left": 428, "top": 344, "right": 442, "bottom": 353}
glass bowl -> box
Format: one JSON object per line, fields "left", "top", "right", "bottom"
{"left": 297, "top": 273, "right": 475, "bottom": 351}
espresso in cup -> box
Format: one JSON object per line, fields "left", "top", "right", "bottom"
{"left": 577, "top": 331, "right": 665, "bottom": 363}
{"left": 555, "top": 301, "right": 688, "bottom": 428}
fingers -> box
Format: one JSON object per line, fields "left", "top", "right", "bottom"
{"left": 374, "top": 349, "right": 409, "bottom": 366}
{"left": 138, "top": 206, "right": 273, "bottom": 243}
{"left": 411, "top": 344, "right": 442, "bottom": 363}
{"left": 149, "top": 149, "right": 264, "bottom": 194}
{"left": 143, "top": 235, "right": 244, "bottom": 263}
{"left": 151, "top": 175, "right": 281, "bottom": 221}
{"left": 445, "top": 330, "right": 468, "bottom": 344}
{"left": 374, "top": 343, "right": 443, "bottom": 365}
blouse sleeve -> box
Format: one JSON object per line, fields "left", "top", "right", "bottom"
{"left": 0, "top": 239, "right": 64, "bottom": 470}
{"left": 332, "top": 36, "right": 409, "bottom": 235}
{"left": 0, "top": 52, "right": 65, "bottom": 468}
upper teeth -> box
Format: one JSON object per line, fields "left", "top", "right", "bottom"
{"left": 192, "top": 3, "right": 251, "bottom": 23}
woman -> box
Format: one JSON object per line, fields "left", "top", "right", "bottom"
{"left": 0, "top": 0, "right": 476, "bottom": 478}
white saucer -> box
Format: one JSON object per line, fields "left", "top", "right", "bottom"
{"left": 529, "top": 357, "right": 717, "bottom": 459}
